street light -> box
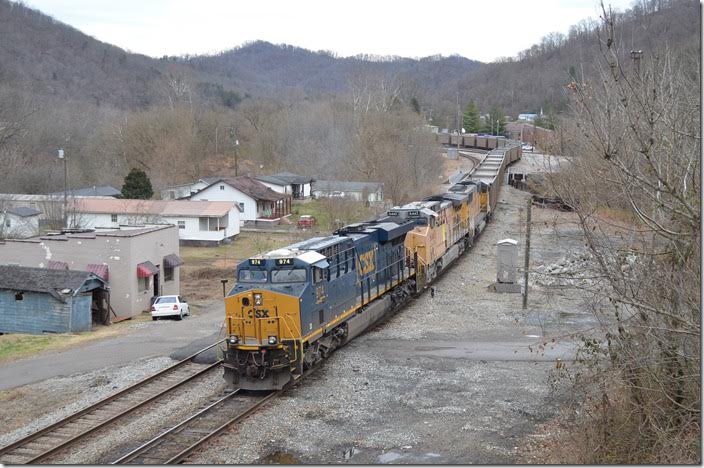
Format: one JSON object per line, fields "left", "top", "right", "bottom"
{"left": 58, "top": 148, "right": 67, "bottom": 229}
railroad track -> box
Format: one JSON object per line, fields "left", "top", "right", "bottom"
{"left": 112, "top": 390, "right": 277, "bottom": 464}
{"left": 0, "top": 341, "right": 225, "bottom": 465}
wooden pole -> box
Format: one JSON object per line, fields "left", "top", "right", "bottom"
{"left": 522, "top": 197, "right": 532, "bottom": 309}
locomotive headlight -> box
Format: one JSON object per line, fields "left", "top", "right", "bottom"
{"left": 227, "top": 335, "right": 239, "bottom": 345}
{"left": 254, "top": 293, "right": 263, "bottom": 305}
{"left": 268, "top": 336, "right": 278, "bottom": 345}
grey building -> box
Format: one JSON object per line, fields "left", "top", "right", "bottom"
{"left": 311, "top": 180, "right": 384, "bottom": 202}
{"left": 0, "top": 265, "right": 109, "bottom": 334}
{"left": 0, "top": 225, "right": 182, "bottom": 319}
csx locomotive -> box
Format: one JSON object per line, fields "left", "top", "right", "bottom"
{"left": 223, "top": 139, "right": 522, "bottom": 390}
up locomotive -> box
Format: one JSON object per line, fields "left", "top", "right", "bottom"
{"left": 223, "top": 140, "right": 522, "bottom": 391}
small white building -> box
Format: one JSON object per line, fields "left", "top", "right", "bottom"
{"left": 255, "top": 172, "right": 313, "bottom": 199}
{"left": 159, "top": 180, "right": 211, "bottom": 200}
{"left": 71, "top": 198, "right": 240, "bottom": 246}
{"left": 0, "top": 207, "right": 41, "bottom": 239}
{"left": 312, "top": 180, "right": 384, "bottom": 203}
{"left": 189, "top": 177, "right": 291, "bottom": 225}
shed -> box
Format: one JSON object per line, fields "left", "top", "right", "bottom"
{"left": 0, "top": 265, "right": 109, "bottom": 334}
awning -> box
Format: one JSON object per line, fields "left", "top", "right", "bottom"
{"left": 86, "top": 263, "right": 109, "bottom": 280}
{"left": 47, "top": 260, "right": 69, "bottom": 270}
{"left": 163, "top": 253, "right": 184, "bottom": 268}
{"left": 137, "top": 261, "right": 160, "bottom": 278}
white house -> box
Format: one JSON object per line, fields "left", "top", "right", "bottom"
{"left": 188, "top": 177, "right": 291, "bottom": 224}
{"left": 0, "top": 207, "right": 41, "bottom": 239}
{"left": 255, "top": 172, "right": 313, "bottom": 199}
{"left": 311, "top": 180, "right": 384, "bottom": 203}
{"left": 159, "top": 179, "right": 211, "bottom": 200}
{"left": 71, "top": 198, "right": 240, "bottom": 246}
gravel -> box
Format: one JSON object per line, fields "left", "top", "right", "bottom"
{"left": 187, "top": 183, "right": 593, "bottom": 464}
{"left": 1, "top": 156, "right": 595, "bottom": 464}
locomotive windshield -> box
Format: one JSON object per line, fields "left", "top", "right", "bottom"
{"left": 271, "top": 268, "right": 307, "bottom": 283}
{"left": 238, "top": 269, "right": 268, "bottom": 283}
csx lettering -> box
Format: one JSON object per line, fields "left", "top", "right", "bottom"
{"left": 358, "top": 250, "right": 375, "bottom": 276}
{"left": 254, "top": 309, "right": 270, "bottom": 318}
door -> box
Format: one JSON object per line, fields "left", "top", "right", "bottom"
{"left": 153, "top": 267, "right": 160, "bottom": 297}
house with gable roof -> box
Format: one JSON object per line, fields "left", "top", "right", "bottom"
{"left": 188, "top": 176, "right": 292, "bottom": 224}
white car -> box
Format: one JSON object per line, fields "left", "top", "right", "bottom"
{"left": 151, "top": 295, "right": 190, "bottom": 320}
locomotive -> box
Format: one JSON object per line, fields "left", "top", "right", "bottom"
{"left": 223, "top": 140, "right": 522, "bottom": 391}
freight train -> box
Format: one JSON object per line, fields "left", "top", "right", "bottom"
{"left": 222, "top": 138, "right": 522, "bottom": 390}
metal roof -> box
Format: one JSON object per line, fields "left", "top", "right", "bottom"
{"left": 6, "top": 207, "right": 41, "bottom": 217}
{"left": 72, "top": 199, "right": 236, "bottom": 217}
{"left": 256, "top": 172, "right": 312, "bottom": 186}
{"left": 50, "top": 186, "right": 121, "bottom": 197}
{"left": 312, "top": 180, "right": 383, "bottom": 192}
{"left": 0, "top": 265, "right": 107, "bottom": 301}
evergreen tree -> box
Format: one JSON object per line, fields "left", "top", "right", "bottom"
{"left": 410, "top": 97, "right": 421, "bottom": 114}
{"left": 121, "top": 168, "right": 154, "bottom": 199}
{"left": 462, "top": 101, "right": 481, "bottom": 133}
{"left": 482, "top": 105, "right": 506, "bottom": 135}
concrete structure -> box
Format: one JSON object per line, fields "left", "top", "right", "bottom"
{"left": 70, "top": 198, "right": 239, "bottom": 246}
{"left": 0, "top": 225, "right": 182, "bottom": 319}
{"left": 188, "top": 176, "right": 291, "bottom": 225}
{"left": 311, "top": 180, "right": 384, "bottom": 202}
{"left": 1, "top": 207, "right": 40, "bottom": 239}
{"left": 255, "top": 172, "right": 313, "bottom": 199}
{"left": 0, "top": 265, "right": 109, "bottom": 334}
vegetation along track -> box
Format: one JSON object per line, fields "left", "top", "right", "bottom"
{"left": 0, "top": 342, "right": 224, "bottom": 465}
{"left": 111, "top": 390, "right": 277, "bottom": 464}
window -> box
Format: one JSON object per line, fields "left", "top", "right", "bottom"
{"left": 155, "top": 296, "right": 176, "bottom": 304}
{"left": 177, "top": 220, "right": 186, "bottom": 230}
{"left": 199, "top": 217, "right": 220, "bottom": 231}
{"left": 313, "top": 268, "right": 324, "bottom": 284}
{"left": 238, "top": 202, "right": 245, "bottom": 212}
{"left": 238, "top": 269, "right": 268, "bottom": 283}
{"left": 111, "top": 214, "right": 118, "bottom": 223}
{"left": 164, "top": 265, "right": 174, "bottom": 281}
{"left": 220, "top": 185, "right": 225, "bottom": 190}
{"left": 271, "top": 268, "right": 306, "bottom": 283}
{"left": 138, "top": 276, "right": 149, "bottom": 291}
{"left": 15, "top": 291, "right": 23, "bottom": 301}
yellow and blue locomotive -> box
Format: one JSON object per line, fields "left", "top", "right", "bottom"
{"left": 223, "top": 219, "right": 416, "bottom": 390}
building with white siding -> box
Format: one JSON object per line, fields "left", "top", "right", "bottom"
{"left": 188, "top": 176, "right": 291, "bottom": 224}
{"left": 70, "top": 198, "right": 240, "bottom": 246}
{"left": 255, "top": 172, "right": 313, "bottom": 199}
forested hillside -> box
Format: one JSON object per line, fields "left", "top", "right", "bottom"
{"left": 0, "top": 0, "right": 698, "bottom": 200}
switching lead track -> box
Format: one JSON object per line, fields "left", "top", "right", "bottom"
{"left": 0, "top": 341, "right": 224, "bottom": 465}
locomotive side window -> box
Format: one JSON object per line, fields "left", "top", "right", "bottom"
{"left": 238, "top": 269, "right": 268, "bottom": 283}
{"left": 313, "top": 267, "right": 324, "bottom": 284}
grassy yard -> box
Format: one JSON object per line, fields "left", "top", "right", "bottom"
{"left": 0, "top": 317, "right": 146, "bottom": 363}
{"left": 290, "top": 198, "right": 386, "bottom": 231}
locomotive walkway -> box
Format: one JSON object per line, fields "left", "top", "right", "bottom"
{"left": 0, "top": 301, "right": 225, "bottom": 391}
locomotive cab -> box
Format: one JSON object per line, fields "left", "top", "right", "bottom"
{"left": 224, "top": 250, "right": 328, "bottom": 390}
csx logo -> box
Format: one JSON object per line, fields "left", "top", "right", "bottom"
{"left": 358, "top": 249, "right": 375, "bottom": 276}
{"left": 253, "top": 309, "right": 270, "bottom": 318}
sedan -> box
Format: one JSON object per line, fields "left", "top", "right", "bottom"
{"left": 151, "top": 295, "right": 190, "bottom": 320}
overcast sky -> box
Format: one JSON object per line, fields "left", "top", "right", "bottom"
{"left": 22, "top": 0, "right": 636, "bottom": 62}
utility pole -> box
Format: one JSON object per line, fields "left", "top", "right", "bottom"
{"left": 229, "top": 127, "right": 239, "bottom": 177}
{"left": 522, "top": 197, "right": 532, "bottom": 309}
{"left": 456, "top": 93, "right": 461, "bottom": 151}
{"left": 58, "top": 148, "right": 67, "bottom": 229}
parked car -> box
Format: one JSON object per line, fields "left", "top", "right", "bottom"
{"left": 297, "top": 215, "right": 316, "bottom": 229}
{"left": 151, "top": 295, "right": 190, "bottom": 320}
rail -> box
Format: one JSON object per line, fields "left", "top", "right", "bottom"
{"left": 0, "top": 340, "right": 225, "bottom": 465}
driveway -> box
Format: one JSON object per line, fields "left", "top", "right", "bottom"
{"left": 0, "top": 300, "right": 226, "bottom": 391}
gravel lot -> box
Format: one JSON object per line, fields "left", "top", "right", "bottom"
{"left": 0, "top": 152, "right": 593, "bottom": 464}
{"left": 185, "top": 162, "right": 594, "bottom": 464}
